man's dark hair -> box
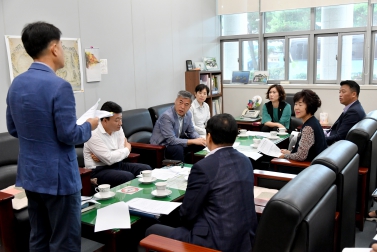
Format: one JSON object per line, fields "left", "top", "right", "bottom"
{"left": 21, "top": 21, "right": 62, "bottom": 59}
{"left": 205, "top": 113, "right": 238, "bottom": 145}
{"left": 293, "top": 89, "right": 322, "bottom": 115}
{"left": 195, "top": 84, "right": 209, "bottom": 94}
{"left": 100, "top": 101, "right": 122, "bottom": 121}
{"left": 340, "top": 80, "right": 360, "bottom": 97}
{"left": 265, "top": 84, "right": 286, "bottom": 101}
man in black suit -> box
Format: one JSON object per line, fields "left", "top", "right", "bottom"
{"left": 146, "top": 113, "right": 257, "bottom": 252}
{"left": 326, "top": 80, "right": 365, "bottom": 145}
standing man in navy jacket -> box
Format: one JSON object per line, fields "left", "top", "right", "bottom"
{"left": 146, "top": 114, "right": 257, "bottom": 252}
{"left": 326, "top": 80, "right": 366, "bottom": 145}
{"left": 6, "top": 22, "right": 98, "bottom": 251}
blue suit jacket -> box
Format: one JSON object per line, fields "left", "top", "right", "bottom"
{"left": 326, "top": 100, "right": 365, "bottom": 145}
{"left": 170, "top": 147, "right": 257, "bottom": 252}
{"left": 6, "top": 63, "right": 92, "bottom": 195}
{"left": 150, "top": 106, "right": 200, "bottom": 146}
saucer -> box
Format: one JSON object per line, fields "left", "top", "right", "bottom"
{"left": 238, "top": 134, "right": 248, "bottom": 138}
{"left": 268, "top": 136, "right": 280, "bottom": 140}
{"left": 278, "top": 132, "right": 288, "bottom": 136}
{"left": 151, "top": 189, "right": 172, "bottom": 198}
{"left": 93, "top": 191, "right": 116, "bottom": 200}
{"left": 138, "top": 177, "right": 157, "bottom": 184}
{"left": 251, "top": 144, "right": 258, "bottom": 149}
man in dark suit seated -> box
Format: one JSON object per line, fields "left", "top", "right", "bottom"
{"left": 146, "top": 114, "right": 258, "bottom": 252}
{"left": 325, "top": 80, "right": 366, "bottom": 145}
{"left": 150, "top": 90, "right": 206, "bottom": 162}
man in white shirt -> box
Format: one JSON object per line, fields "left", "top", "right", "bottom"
{"left": 84, "top": 101, "right": 152, "bottom": 187}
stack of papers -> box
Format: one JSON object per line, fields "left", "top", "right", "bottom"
{"left": 127, "top": 198, "right": 181, "bottom": 217}
{"left": 146, "top": 166, "right": 190, "bottom": 180}
{"left": 257, "top": 138, "right": 282, "bottom": 157}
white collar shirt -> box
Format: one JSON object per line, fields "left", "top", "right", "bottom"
{"left": 189, "top": 99, "right": 210, "bottom": 137}
{"left": 83, "top": 122, "right": 130, "bottom": 168}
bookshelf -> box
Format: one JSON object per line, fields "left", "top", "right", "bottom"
{"left": 185, "top": 70, "right": 223, "bottom": 117}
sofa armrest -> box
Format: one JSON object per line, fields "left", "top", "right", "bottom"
{"left": 271, "top": 158, "right": 311, "bottom": 171}
{"left": 0, "top": 191, "right": 16, "bottom": 252}
{"left": 140, "top": 234, "right": 220, "bottom": 252}
{"left": 130, "top": 142, "right": 166, "bottom": 168}
{"left": 79, "top": 168, "right": 92, "bottom": 196}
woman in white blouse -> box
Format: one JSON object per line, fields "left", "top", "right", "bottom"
{"left": 190, "top": 84, "right": 210, "bottom": 138}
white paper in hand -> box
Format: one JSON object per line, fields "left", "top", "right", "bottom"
{"left": 257, "top": 138, "right": 282, "bottom": 157}
{"left": 76, "top": 98, "right": 113, "bottom": 125}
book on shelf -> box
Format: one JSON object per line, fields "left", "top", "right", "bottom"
{"left": 212, "top": 101, "right": 217, "bottom": 115}
{"left": 215, "top": 99, "right": 221, "bottom": 115}
{"left": 200, "top": 74, "right": 210, "bottom": 87}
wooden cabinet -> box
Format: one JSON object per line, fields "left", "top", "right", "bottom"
{"left": 185, "top": 70, "right": 223, "bottom": 117}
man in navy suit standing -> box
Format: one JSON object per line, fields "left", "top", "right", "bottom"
{"left": 6, "top": 22, "right": 98, "bottom": 251}
{"left": 326, "top": 80, "right": 366, "bottom": 145}
{"left": 146, "top": 114, "right": 257, "bottom": 252}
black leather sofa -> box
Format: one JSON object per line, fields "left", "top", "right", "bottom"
{"left": 285, "top": 93, "right": 303, "bottom": 132}
{"left": 148, "top": 103, "right": 174, "bottom": 126}
{"left": 0, "top": 132, "right": 30, "bottom": 252}
{"left": 312, "top": 140, "right": 359, "bottom": 251}
{"left": 253, "top": 164, "right": 337, "bottom": 252}
{"left": 122, "top": 108, "right": 165, "bottom": 168}
{"left": 346, "top": 118, "right": 377, "bottom": 230}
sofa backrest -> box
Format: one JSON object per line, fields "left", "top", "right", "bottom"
{"left": 148, "top": 103, "right": 174, "bottom": 126}
{"left": 0, "top": 132, "right": 19, "bottom": 189}
{"left": 285, "top": 93, "right": 303, "bottom": 132}
{"left": 346, "top": 118, "right": 377, "bottom": 211}
{"left": 122, "top": 108, "right": 154, "bottom": 143}
{"left": 253, "top": 164, "right": 337, "bottom": 252}
{"left": 365, "top": 110, "right": 377, "bottom": 121}
{"left": 311, "top": 140, "right": 359, "bottom": 251}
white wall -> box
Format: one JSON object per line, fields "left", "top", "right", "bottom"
{"left": 0, "top": 0, "right": 220, "bottom": 133}
{"left": 224, "top": 84, "right": 377, "bottom": 124}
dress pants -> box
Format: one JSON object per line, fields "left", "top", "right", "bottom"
{"left": 25, "top": 190, "right": 81, "bottom": 252}
{"left": 91, "top": 161, "right": 152, "bottom": 187}
{"left": 165, "top": 144, "right": 205, "bottom": 163}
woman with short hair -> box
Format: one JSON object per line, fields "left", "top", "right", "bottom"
{"left": 189, "top": 84, "right": 210, "bottom": 138}
{"left": 279, "top": 89, "right": 327, "bottom": 161}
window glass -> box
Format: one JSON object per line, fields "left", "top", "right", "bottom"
{"left": 221, "top": 12, "right": 259, "bottom": 36}
{"left": 266, "top": 39, "right": 285, "bottom": 80}
{"left": 373, "top": 34, "right": 377, "bottom": 81}
{"left": 242, "top": 40, "right": 259, "bottom": 80}
{"left": 289, "top": 38, "right": 308, "bottom": 80}
{"left": 373, "top": 4, "right": 377, "bottom": 26}
{"left": 222, "top": 41, "right": 239, "bottom": 81}
{"left": 316, "top": 36, "right": 338, "bottom": 81}
{"left": 341, "top": 34, "right": 364, "bottom": 80}
{"left": 315, "top": 3, "right": 367, "bottom": 30}
{"left": 265, "top": 9, "right": 310, "bottom": 33}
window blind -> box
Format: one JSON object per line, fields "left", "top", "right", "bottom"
{"left": 260, "top": 0, "right": 368, "bottom": 12}
{"left": 217, "top": 0, "right": 259, "bottom": 15}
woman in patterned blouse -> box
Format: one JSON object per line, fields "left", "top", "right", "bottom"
{"left": 279, "top": 89, "right": 327, "bottom": 161}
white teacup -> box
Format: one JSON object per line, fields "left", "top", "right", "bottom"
{"left": 253, "top": 138, "right": 261, "bottom": 147}
{"left": 95, "top": 184, "right": 111, "bottom": 197}
{"left": 278, "top": 128, "right": 286, "bottom": 133}
{"left": 239, "top": 129, "right": 247, "bottom": 135}
{"left": 270, "top": 131, "right": 278, "bottom": 138}
{"left": 155, "top": 182, "right": 167, "bottom": 195}
{"left": 141, "top": 170, "right": 152, "bottom": 182}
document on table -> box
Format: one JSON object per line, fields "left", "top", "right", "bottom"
{"left": 94, "top": 202, "right": 130, "bottom": 232}
{"left": 236, "top": 145, "right": 263, "bottom": 160}
{"left": 127, "top": 198, "right": 181, "bottom": 215}
{"left": 76, "top": 98, "right": 113, "bottom": 125}
{"left": 257, "top": 138, "right": 282, "bottom": 157}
